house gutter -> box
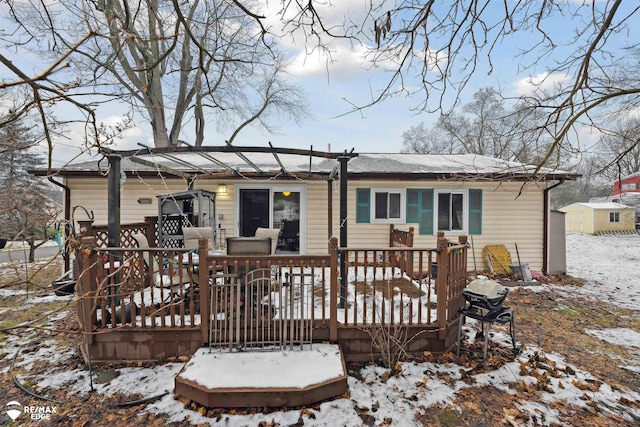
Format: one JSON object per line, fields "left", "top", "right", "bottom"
{"left": 48, "top": 176, "right": 71, "bottom": 274}
{"left": 543, "top": 178, "right": 565, "bottom": 273}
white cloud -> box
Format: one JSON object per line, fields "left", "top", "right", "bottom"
{"left": 512, "top": 72, "right": 572, "bottom": 97}
{"left": 285, "top": 40, "right": 370, "bottom": 78}
{"left": 261, "top": 1, "right": 388, "bottom": 79}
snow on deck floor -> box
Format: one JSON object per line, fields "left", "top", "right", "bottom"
{"left": 178, "top": 344, "right": 344, "bottom": 389}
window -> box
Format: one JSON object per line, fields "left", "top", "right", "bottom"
{"left": 372, "top": 189, "right": 405, "bottom": 222}
{"left": 357, "top": 187, "right": 482, "bottom": 235}
{"left": 609, "top": 211, "right": 620, "bottom": 223}
{"left": 621, "top": 183, "right": 638, "bottom": 191}
{"left": 435, "top": 190, "right": 466, "bottom": 232}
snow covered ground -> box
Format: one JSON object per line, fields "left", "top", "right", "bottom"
{"left": 564, "top": 232, "right": 640, "bottom": 310}
{"left": 2, "top": 233, "right": 640, "bottom": 425}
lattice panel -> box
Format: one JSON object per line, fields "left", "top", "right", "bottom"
{"left": 92, "top": 226, "right": 157, "bottom": 248}
{"left": 161, "top": 215, "right": 185, "bottom": 236}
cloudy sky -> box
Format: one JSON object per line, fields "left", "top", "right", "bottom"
{"left": 1, "top": 1, "right": 632, "bottom": 166}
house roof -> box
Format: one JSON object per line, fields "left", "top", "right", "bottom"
{"left": 34, "top": 146, "right": 580, "bottom": 182}
{"left": 566, "top": 202, "right": 633, "bottom": 210}
{"left": 590, "top": 193, "right": 640, "bottom": 210}
{"left": 610, "top": 171, "right": 640, "bottom": 185}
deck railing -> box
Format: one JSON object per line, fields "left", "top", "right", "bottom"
{"left": 75, "top": 237, "right": 200, "bottom": 339}
{"left": 76, "top": 232, "right": 468, "bottom": 350}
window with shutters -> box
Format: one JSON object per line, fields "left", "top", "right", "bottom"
{"left": 434, "top": 189, "right": 479, "bottom": 234}
{"left": 435, "top": 190, "right": 467, "bottom": 232}
{"left": 358, "top": 187, "right": 481, "bottom": 235}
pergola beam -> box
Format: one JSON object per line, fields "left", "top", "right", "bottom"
{"left": 103, "top": 145, "right": 348, "bottom": 160}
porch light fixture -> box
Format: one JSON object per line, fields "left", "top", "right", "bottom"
{"left": 218, "top": 184, "right": 227, "bottom": 194}
{"left": 283, "top": 191, "right": 291, "bottom": 197}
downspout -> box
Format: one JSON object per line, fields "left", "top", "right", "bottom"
{"left": 48, "top": 176, "right": 71, "bottom": 274}
{"left": 543, "top": 178, "right": 565, "bottom": 274}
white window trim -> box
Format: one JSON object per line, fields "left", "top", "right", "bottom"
{"left": 370, "top": 188, "right": 406, "bottom": 223}
{"left": 434, "top": 189, "right": 468, "bottom": 234}
{"left": 609, "top": 211, "right": 620, "bottom": 223}
{"left": 233, "top": 183, "right": 307, "bottom": 253}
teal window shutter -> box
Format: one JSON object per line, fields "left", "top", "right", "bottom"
{"left": 468, "top": 189, "right": 482, "bottom": 234}
{"left": 356, "top": 188, "right": 370, "bottom": 223}
{"left": 406, "top": 189, "right": 433, "bottom": 235}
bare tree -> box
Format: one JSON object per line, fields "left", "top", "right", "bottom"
{"left": 594, "top": 118, "right": 640, "bottom": 182}
{"left": 400, "top": 122, "right": 458, "bottom": 154}
{"left": 265, "top": 1, "right": 639, "bottom": 169}
{"left": 437, "top": 88, "right": 512, "bottom": 158}
{"left": 402, "top": 87, "right": 550, "bottom": 163}
{"left": 6, "top": 0, "right": 308, "bottom": 148}
{"left": 5, "top": 1, "right": 639, "bottom": 162}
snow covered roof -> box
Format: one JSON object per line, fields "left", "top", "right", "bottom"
{"left": 570, "top": 202, "right": 633, "bottom": 210}
{"left": 348, "top": 153, "right": 560, "bottom": 175}
{"left": 39, "top": 146, "right": 579, "bottom": 181}
{"left": 590, "top": 192, "right": 640, "bottom": 208}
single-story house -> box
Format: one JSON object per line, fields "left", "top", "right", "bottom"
{"left": 560, "top": 202, "right": 636, "bottom": 234}
{"left": 38, "top": 146, "right": 579, "bottom": 273}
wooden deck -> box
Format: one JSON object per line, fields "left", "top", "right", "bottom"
{"left": 72, "top": 225, "right": 468, "bottom": 408}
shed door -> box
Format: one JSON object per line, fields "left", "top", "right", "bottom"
{"left": 566, "top": 211, "right": 583, "bottom": 233}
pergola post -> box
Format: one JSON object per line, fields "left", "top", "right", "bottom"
{"left": 338, "top": 155, "right": 349, "bottom": 309}
{"left": 107, "top": 156, "right": 121, "bottom": 304}
{"left": 107, "top": 155, "right": 121, "bottom": 248}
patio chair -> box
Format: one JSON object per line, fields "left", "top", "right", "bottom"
{"left": 183, "top": 226, "right": 215, "bottom": 251}
{"left": 254, "top": 227, "right": 281, "bottom": 254}
{"left": 131, "top": 232, "right": 193, "bottom": 302}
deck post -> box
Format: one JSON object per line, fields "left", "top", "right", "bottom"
{"left": 329, "top": 237, "right": 338, "bottom": 341}
{"left": 407, "top": 226, "right": 415, "bottom": 277}
{"left": 436, "top": 233, "right": 449, "bottom": 340}
{"left": 77, "top": 236, "right": 99, "bottom": 345}
{"left": 199, "top": 238, "right": 210, "bottom": 344}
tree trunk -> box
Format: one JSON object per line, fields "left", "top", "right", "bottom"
{"left": 28, "top": 240, "right": 36, "bottom": 263}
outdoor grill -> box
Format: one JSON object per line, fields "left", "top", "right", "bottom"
{"left": 456, "top": 278, "right": 518, "bottom": 367}
{"left": 461, "top": 278, "right": 509, "bottom": 314}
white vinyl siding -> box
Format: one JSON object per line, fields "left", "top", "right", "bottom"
{"left": 65, "top": 177, "right": 548, "bottom": 270}
{"left": 346, "top": 180, "right": 545, "bottom": 271}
